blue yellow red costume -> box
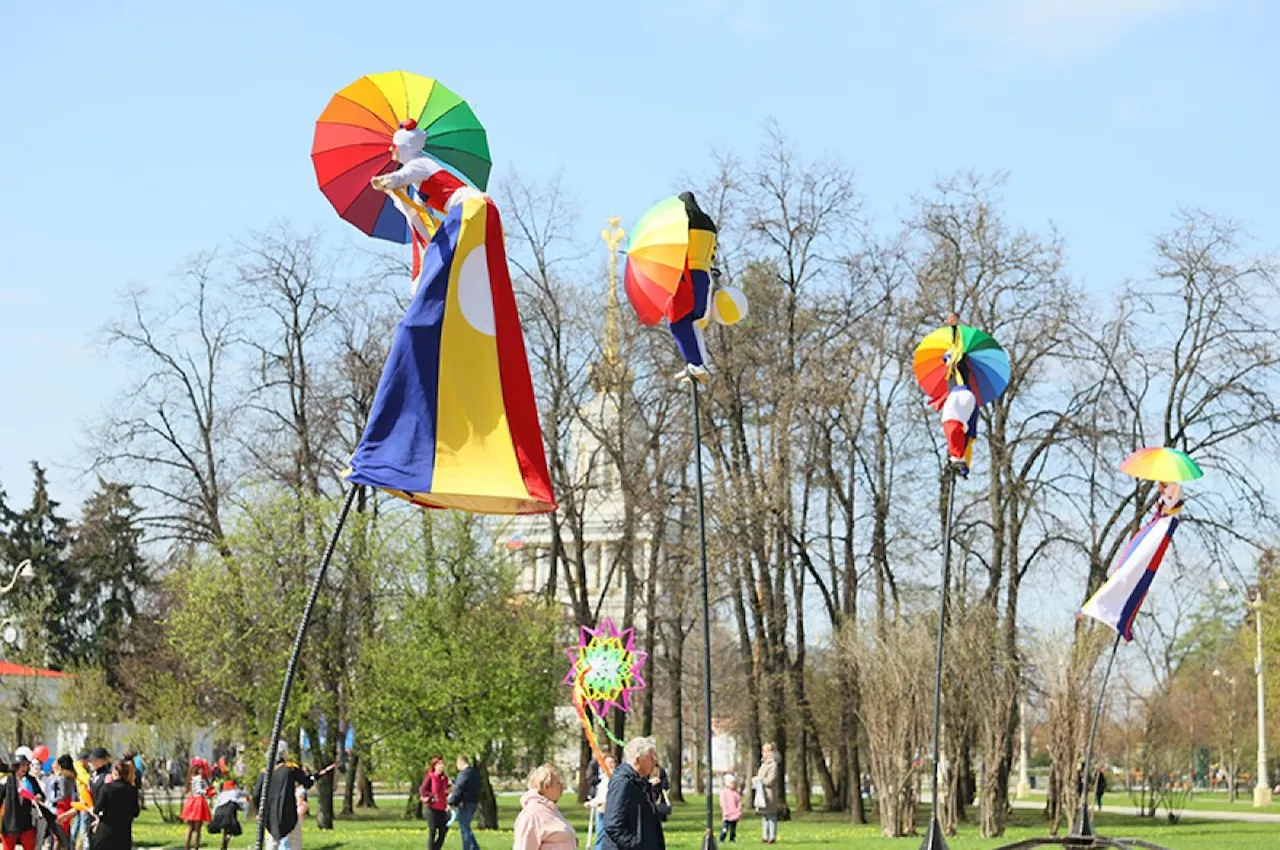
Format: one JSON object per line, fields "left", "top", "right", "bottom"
{"left": 346, "top": 120, "right": 555, "bottom": 514}
{"left": 667, "top": 192, "right": 718, "bottom": 372}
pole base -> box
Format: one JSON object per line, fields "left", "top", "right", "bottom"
{"left": 919, "top": 817, "right": 949, "bottom": 850}
{"left": 1255, "top": 784, "right": 1273, "bottom": 807}
{"left": 1016, "top": 780, "right": 1031, "bottom": 799}
{"left": 701, "top": 832, "right": 717, "bottom": 850}
{"left": 1070, "top": 799, "right": 1094, "bottom": 837}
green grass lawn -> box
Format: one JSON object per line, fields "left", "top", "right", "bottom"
{"left": 130, "top": 794, "right": 1279, "bottom": 850}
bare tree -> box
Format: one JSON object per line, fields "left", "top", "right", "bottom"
{"left": 851, "top": 617, "right": 931, "bottom": 837}
{"left": 237, "top": 226, "right": 344, "bottom": 499}
{"left": 94, "top": 254, "right": 244, "bottom": 552}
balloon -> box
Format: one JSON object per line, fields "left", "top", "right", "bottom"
{"left": 42, "top": 758, "right": 54, "bottom": 772}
{"left": 711, "top": 286, "right": 748, "bottom": 326}
{"left": 32, "top": 745, "right": 49, "bottom": 764}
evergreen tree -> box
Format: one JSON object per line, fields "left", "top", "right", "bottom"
{"left": 1, "top": 462, "right": 76, "bottom": 668}
{"left": 70, "top": 479, "right": 150, "bottom": 684}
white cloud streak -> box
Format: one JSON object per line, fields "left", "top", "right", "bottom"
{"left": 954, "top": 0, "right": 1207, "bottom": 61}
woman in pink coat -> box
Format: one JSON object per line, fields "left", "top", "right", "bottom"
{"left": 512, "top": 765, "right": 577, "bottom": 850}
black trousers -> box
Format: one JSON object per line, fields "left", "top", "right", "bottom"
{"left": 719, "top": 819, "right": 738, "bottom": 842}
{"left": 427, "top": 809, "right": 450, "bottom": 850}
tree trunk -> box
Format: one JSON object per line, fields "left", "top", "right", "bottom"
{"left": 612, "top": 710, "right": 627, "bottom": 761}
{"left": 667, "top": 629, "right": 686, "bottom": 803}
{"left": 793, "top": 727, "right": 811, "bottom": 812}
{"left": 728, "top": 554, "right": 763, "bottom": 773}
{"left": 316, "top": 768, "right": 335, "bottom": 829}
{"left": 341, "top": 752, "right": 357, "bottom": 817}
{"left": 577, "top": 737, "right": 593, "bottom": 803}
{"left": 357, "top": 758, "right": 375, "bottom": 808}
{"left": 476, "top": 758, "right": 499, "bottom": 829}
{"left": 405, "top": 788, "right": 423, "bottom": 820}
{"left": 848, "top": 734, "right": 866, "bottom": 824}
{"left": 640, "top": 527, "right": 662, "bottom": 738}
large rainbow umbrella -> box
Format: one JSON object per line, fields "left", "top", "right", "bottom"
{"left": 1120, "top": 446, "right": 1203, "bottom": 482}
{"left": 623, "top": 195, "right": 694, "bottom": 326}
{"left": 311, "top": 72, "right": 491, "bottom": 244}
{"left": 913, "top": 324, "right": 1010, "bottom": 407}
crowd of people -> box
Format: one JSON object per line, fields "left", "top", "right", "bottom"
{"left": 0, "top": 737, "right": 784, "bottom": 850}
{"left": 0, "top": 740, "right": 333, "bottom": 850}
{"left": 0, "top": 746, "right": 139, "bottom": 850}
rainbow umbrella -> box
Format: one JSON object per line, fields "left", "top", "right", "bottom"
{"left": 913, "top": 324, "right": 1009, "bottom": 407}
{"left": 311, "top": 71, "right": 491, "bottom": 244}
{"left": 623, "top": 195, "right": 694, "bottom": 326}
{"left": 1120, "top": 447, "right": 1203, "bottom": 482}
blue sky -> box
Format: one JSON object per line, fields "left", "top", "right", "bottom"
{"left": 1, "top": 0, "right": 1277, "bottom": 514}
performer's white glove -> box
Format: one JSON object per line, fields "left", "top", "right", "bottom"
{"left": 371, "top": 175, "right": 392, "bottom": 192}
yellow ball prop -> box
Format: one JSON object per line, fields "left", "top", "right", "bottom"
{"left": 711, "top": 286, "right": 748, "bottom": 326}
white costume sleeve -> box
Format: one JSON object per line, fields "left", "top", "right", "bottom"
{"left": 382, "top": 156, "right": 445, "bottom": 189}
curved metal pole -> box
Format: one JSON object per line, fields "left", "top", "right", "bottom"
{"left": 0, "top": 560, "right": 33, "bottom": 596}
{"left": 256, "top": 487, "right": 358, "bottom": 850}
{"left": 690, "top": 379, "right": 717, "bottom": 850}
{"left": 1074, "top": 633, "right": 1122, "bottom": 838}
{"left": 921, "top": 468, "right": 957, "bottom": 850}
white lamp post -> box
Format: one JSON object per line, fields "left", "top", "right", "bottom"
{"left": 1017, "top": 697, "right": 1031, "bottom": 799}
{"left": 1247, "top": 585, "right": 1272, "bottom": 807}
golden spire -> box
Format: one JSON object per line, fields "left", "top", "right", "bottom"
{"left": 593, "top": 217, "right": 629, "bottom": 393}
{"left": 603, "top": 217, "right": 624, "bottom": 362}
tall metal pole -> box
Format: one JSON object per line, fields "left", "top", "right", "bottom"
{"left": 1251, "top": 589, "right": 1272, "bottom": 806}
{"left": 690, "top": 379, "right": 717, "bottom": 850}
{"left": 1073, "top": 633, "right": 1122, "bottom": 838}
{"left": 921, "top": 468, "right": 957, "bottom": 850}
{"left": 256, "top": 486, "right": 359, "bottom": 850}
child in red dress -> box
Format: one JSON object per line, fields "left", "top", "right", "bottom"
{"left": 179, "top": 759, "right": 214, "bottom": 850}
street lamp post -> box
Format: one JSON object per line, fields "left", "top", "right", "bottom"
{"left": 0, "top": 560, "right": 34, "bottom": 596}
{"left": 1213, "top": 669, "right": 1238, "bottom": 803}
{"left": 1247, "top": 585, "right": 1272, "bottom": 807}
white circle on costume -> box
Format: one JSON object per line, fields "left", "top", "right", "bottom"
{"left": 456, "top": 246, "right": 496, "bottom": 336}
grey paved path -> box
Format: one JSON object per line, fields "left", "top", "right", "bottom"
{"left": 1009, "top": 798, "right": 1280, "bottom": 824}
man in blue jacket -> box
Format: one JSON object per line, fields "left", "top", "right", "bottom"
{"left": 448, "top": 756, "right": 481, "bottom": 850}
{"left": 603, "top": 738, "right": 664, "bottom": 850}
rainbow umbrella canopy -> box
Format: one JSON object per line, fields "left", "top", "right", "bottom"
{"left": 312, "top": 71, "right": 491, "bottom": 243}
{"left": 1120, "top": 447, "right": 1204, "bottom": 482}
{"left": 623, "top": 195, "right": 695, "bottom": 326}
{"left": 913, "top": 324, "right": 1010, "bottom": 407}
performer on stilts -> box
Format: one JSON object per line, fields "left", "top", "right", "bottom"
{"left": 352, "top": 118, "right": 555, "bottom": 515}
{"left": 936, "top": 314, "right": 979, "bottom": 478}
{"left": 1081, "top": 480, "right": 1184, "bottom": 640}
{"left": 667, "top": 192, "right": 718, "bottom": 382}
{"left": 622, "top": 192, "right": 748, "bottom": 383}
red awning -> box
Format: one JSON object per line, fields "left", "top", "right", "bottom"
{"left": 0, "top": 661, "right": 70, "bottom": 679}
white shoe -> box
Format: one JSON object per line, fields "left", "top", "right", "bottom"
{"left": 675, "top": 364, "right": 711, "bottom": 384}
